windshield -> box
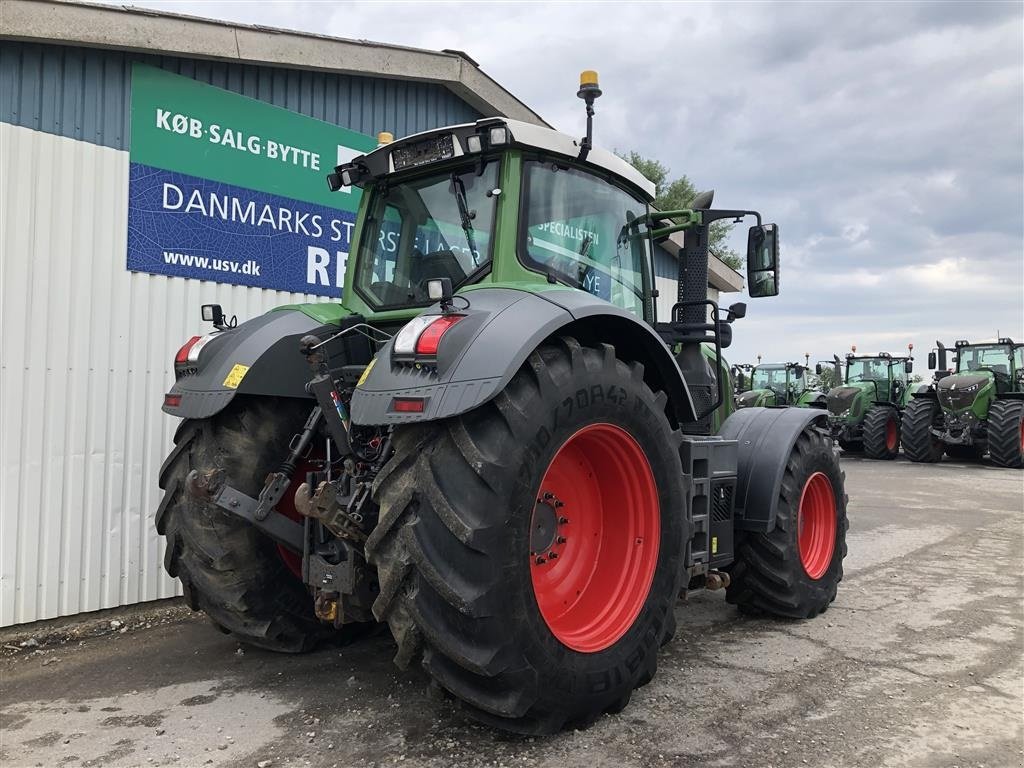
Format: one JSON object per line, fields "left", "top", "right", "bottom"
{"left": 520, "top": 161, "right": 650, "bottom": 318}
{"left": 956, "top": 345, "right": 1013, "bottom": 375}
{"left": 751, "top": 366, "right": 794, "bottom": 393}
{"left": 355, "top": 161, "right": 499, "bottom": 309}
{"left": 847, "top": 358, "right": 892, "bottom": 383}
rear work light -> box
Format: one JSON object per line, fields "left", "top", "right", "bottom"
{"left": 393, "top": 315, "right": 464, "bottom": 358}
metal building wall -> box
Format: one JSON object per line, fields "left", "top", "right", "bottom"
{"left": 0, "top": 41, "right": 482, "bottom": 151}
{"left": 0, "top": 40, "right": 482, "bottom": 627}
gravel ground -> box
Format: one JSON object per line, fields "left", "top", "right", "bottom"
{"left": 1, "top": 455, "right": 1022, "bottom": 768}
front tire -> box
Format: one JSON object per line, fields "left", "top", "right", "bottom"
{"left": 988, "top": 400, "right": 1024, "bottom": 468}
{"left": 157, "top": 397, "right": 331, "bottom": 652}
{"left": 901, "top": 398, "right": 944, "bottom": 463}
{"left": 863, "top": 405, "right": 900, "bottom": 460}
{"left": 366, "top": 338, "right": 689, "bottom": 733}
{"left": 726, "top": 425, "right": 848, "bottom": 618}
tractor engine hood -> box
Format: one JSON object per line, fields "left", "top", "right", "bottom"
{"left": 737, "top": 389, "right": 770, "bottom": 407}
{"left": 826, "top": 385, "right": 864, "bottom": 417}
{"left": 936, "top": 372, "right": 990, "bottom": 412}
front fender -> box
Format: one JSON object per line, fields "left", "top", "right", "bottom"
{"left": 165, "top": 307, "right": 361, "bottom": 419}
{"left": 351, "top": 287, "right": 694, "bottom": 426}
{"left": 719, "top": 406, "right": 831, "bottom": 532}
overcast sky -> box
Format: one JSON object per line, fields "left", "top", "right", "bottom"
{"left": 115, "top": 0, "right": 1023, "bottom": 368}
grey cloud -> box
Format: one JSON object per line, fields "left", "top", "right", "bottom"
{"left": 101, "top": 0, "right": 1023, "bottom": 364}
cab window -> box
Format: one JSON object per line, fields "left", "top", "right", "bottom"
{"left": 519, "top": 161, "right": 650, "bottom": 318}
{"left": 355, "top": 161, "right": 499, "bottom": 309}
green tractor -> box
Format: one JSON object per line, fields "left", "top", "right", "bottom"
{"left": 823, "top": 346, "right": 920, "bottom": 459}
{"left": 157, "top": 74, "right": 848, "bottom": 733}
{"left": 734, "top": 360, "right": 827, "bottom": 409}
{"left": 902, "top": 338, "right": 1024, "bottom": 467}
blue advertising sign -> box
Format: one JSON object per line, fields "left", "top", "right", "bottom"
{"left": 127, "top": 64, "right": 377, "bottom": 297}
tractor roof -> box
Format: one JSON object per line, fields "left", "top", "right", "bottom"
{"left": 335, "top": 117, "right": 656, "bottom": 200}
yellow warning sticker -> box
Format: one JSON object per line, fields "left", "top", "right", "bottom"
{"left": 711, "top": 536, "right": 718, "bottom": 555}
{"left": 222, "top": 364, "right": 250, "bottom": 389}
{"left": 356, "top": 357, "right": 376, "bottom": 387}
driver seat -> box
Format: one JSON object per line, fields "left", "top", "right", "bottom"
{"left": 410, "top": 249, "right": 467, "bottom": 292}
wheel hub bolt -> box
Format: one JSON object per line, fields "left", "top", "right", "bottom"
{"left": 556, "top": 536, "right": 567, "bottom": 545}
{"left": 558, "top": 516, "right": 569, "bottom": 525}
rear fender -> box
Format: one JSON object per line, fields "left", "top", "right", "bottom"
{"left": 165, "top": 308, "right": 368, "bottom": 419}
{"left": 350, "top": 287, "right": 694, "bottom": 426}
{"left": 719, "top": 406, "right": 831, "bottom": 532}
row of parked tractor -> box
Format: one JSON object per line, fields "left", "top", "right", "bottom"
{"left": 730, "top": 337, "right": 1024, "bottom": 468}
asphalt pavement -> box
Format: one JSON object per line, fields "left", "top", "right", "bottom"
{"left": 2, "top": 454, "right": 1022, "bottom": 768}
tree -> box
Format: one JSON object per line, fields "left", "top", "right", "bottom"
{"left": 619, "top": 151, "right": 743, "bottom": 272}
{"left": 816, "top": 366, "right": 839, "bottom": 391}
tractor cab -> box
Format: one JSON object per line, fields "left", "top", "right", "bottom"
{"left": 736, "top": 361, "right": 824, "bottom": 409}
{"left": 327, "top": 90, "right": 778, "bottom": 433}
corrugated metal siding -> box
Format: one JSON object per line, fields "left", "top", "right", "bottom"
{"left": 0, "top": 122, "right": 341, "bottom": 626}
{"left": 0, "top": 40, "right": 482, "bottom": 151}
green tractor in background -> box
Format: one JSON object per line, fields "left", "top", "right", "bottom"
{"left": 823, "top": 345, "right": 921, "bottom": 459}
{"left": 735, "top": 360, "right": 827, "bottom": 409}
{"left": 156, "top": 74, "right": 848, "bottom": 733}
{"left": 902, "top": 338, "right": 1024, "bottom": 467}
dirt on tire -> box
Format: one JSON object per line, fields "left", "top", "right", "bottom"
{"left": 157, "top": 396, "right": 336, "bottom": 653}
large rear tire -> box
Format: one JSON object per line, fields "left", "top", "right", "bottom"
{"left": 862, "top": 405, "right": 900, "bottom": 460}
{"left": 901, "top": 398, "right": 944, "bottom": 463}
{"left": 726, "top": 425, "right": 847, "bottom": 618}
{"left": 157, "top": 397, "right": 332, "bottom": 652}
{"left": 366, "top": 338, "right": 688, "bottom": 734}
{"left": 987, "top": 400, "right": 1024, "bottom": 468}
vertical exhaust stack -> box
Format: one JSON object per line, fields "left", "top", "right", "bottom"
{"left": 677, "top": 190, "right": 715, "bottom": 329}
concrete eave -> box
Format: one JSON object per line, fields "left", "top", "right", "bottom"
{"left": 663, "top": 231, "right": 745, "bottom": 293}
{"left": 0, "top": 0, "right": 548, "bottom": 127}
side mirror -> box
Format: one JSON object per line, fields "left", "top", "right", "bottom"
{"left": 727, "top": 302, "right": 747, "bottom": 320}
{"left": 905, "top": 361, "right": 913, "bottom": 374}
{"left": 815, "top": 363, "right": 823, "bottom": 375}
{"left": 736, "top": 372, "right": 746, "bottom": 391}
{"left": 927, "top": 352, "right": 936, "bottom": 369}
{"left": 747, "top": 224, "right": 779, "bottom": 298}
{"left": 795, "top": 365, "right": 806, "bottom": 378}
{"left": 718, "top": 321, "right": 733, "bottom": 349}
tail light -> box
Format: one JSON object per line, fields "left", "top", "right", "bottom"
{"left": 393, "top": 315, "right": 464, "bottom": 359}
{"left": 175, "top": 336, "right": 203, "bottom": 364}
{"left": 174, "top": 334, "right": 215, "bottom": 364}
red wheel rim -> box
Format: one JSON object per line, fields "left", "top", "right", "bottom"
{"left": 275, "top": 461, "right": 317, "bottom": 579}
{"left": 886, "top": 418, "right": 898, "bottom": 451}
{"left": 529, "top": 423, "right": 660, "bottom": 653}
{"left": 797, "top": 472, "right": 837, "bottom": 580}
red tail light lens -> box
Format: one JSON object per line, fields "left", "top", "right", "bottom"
{"left": 415, "top": 315, "right": 463, "bottom": 356}
{"left": 175, "top": 336, "right": 203, "bottom": 364}
{"left": 391, "top": 397, "right": 426, "bottom": 413}
{"left": 164, "top": 393, "right": 182, "bottom": 408}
